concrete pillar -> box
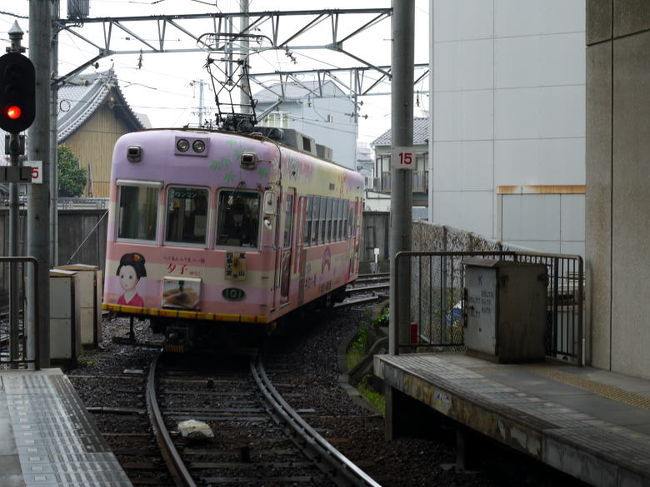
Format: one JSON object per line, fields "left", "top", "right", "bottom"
{"left": 586, "top": 0, "right": 650, "bottom": 378}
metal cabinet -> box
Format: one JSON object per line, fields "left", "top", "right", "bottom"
{"left": 463, "top": 258, "right": 547, "bottom": 363}
{"left": 50, "top": 269, "right": 81, "bottom": 365}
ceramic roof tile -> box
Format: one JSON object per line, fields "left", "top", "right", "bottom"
{"left": 372, "top": 117, "right": 430, "bottom": 146}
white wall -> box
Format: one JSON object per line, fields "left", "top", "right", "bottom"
{"left": 429, "top": 0, "right": 585, "bottom": 251}
{"left": 257, "top": 97, "right": 358, "bottom": 169}
{"left": 498, "top": 193, "right": 585, "bottom": 256}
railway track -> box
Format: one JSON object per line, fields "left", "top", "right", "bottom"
{"left": 337, "top": 273, "right": 389, "bottom": 308}
{"left": 147, "top": 352, "right": 381, "bottom": 487}
{"left": 70, "top": 362, "right": 175, "bottom": 486}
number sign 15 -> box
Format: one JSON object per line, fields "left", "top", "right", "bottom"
{"left": 391, "top": 146, "right": 416, "bottom": 171}
{"left": 30, "top": 161, "right": 43, "bottom": 184}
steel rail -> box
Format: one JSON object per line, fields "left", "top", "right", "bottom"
{"left": 146, "top": 354, "right": 197, "bottom": 487}
{"left": 357, "top": 272, "right": 389, "bottom": 279}
{"left": 251, "top": 357, "right": 382, "bottom": 487}
{"left": 346, "top": 283, "right": 389, "bottom": 294}
{"left": 335, "top": 296, "right": 380, "bottom": 308}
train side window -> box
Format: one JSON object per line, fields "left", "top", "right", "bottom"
{"left": 165, "top": 186, "right": 209, "bottom": 245}
{"left": 339, "top": 200, "right": 345, "bottom": 240}
{"left": 216, "top": 190, "right": 260, "bottom": 248}
{"left": 117, "top": 182, "right": 160, "bottom": 241}
{"left": 326, "top": 197, "right": 333, "bottom": 243}
{"left": 343, "top": 200, "right": 350, "bottom": 240}
{"left": 303, "top": 196, "right": 312, "bottom": 245}
{"left": 332, "top": 199, "right": 340, "bottom": 241}
{"left": 312, "top": 196, "right": 320, "bottom": 245}
{"left": 319, "top": 196, "right": 327, "bottom": 243}
{"left": 283, "top": 193, "right": 293, "bottom": 249}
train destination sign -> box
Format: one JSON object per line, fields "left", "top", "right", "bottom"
{"left": 391, "top": 146, "right": 416, "bottom": 171}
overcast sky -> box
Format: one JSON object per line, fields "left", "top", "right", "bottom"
{"left": 1, "top": 0, "right": 429, "bottom": 145}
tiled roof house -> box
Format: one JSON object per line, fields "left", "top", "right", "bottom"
{"left": 56, "top": 70, "right": 146, "bottom": 197}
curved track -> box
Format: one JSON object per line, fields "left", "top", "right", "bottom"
{"left": 146, "top": 353, "right": 196, "bottom": 487}
{"left": 251, "top": 357, "right": 381, "bottom": 487}
{"left": 337, "top": 274, "right": 389, "bottom": 308}
{"left": 146, "top": 352, "right": 381, "bottom": 487}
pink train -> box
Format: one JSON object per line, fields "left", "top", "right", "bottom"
{"left": 102, "top": 128, "right": 364, "bottom": 349}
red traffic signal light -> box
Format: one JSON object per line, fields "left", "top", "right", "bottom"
{"left": 6, "top": 106, "right": 21, "bottom": 120}
{"left": 0, "top": 52, "right": 35, "bottom": 134}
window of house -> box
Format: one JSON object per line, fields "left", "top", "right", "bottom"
{"left": 165, "top": 186, "right": 209, "bottom": 245}
{"left": 216, "top": 190, "right": 260, "bottom": 248}
{"left": 117, "top": 181, "right": 161, "bottom": 241}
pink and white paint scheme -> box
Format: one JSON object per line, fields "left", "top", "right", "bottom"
{"left": 103, "top": 129, "right": 363, "bottom": 330}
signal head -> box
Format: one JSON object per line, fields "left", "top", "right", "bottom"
{"left": 0, "top": 52, "right": 35, "bottom": 134}
{"left": 6, "top": 106, "right": 21, "bottom": 120}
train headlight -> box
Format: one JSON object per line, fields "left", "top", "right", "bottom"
{"left": 176, "top": 138, "right": 190, "bottom": 152}
{"left": 240, "top": 152, "right": 257, "bottom": 169}
{"left": 126, "top": 146, "right": 142, "bottom": 162}
{"left": 192, "top": 139, "right": 206, "bottom": 153}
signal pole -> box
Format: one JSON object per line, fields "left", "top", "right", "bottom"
{"left": 29, "top": 0, "right": 52, "bottom": 368}
{"left": 7, "top": 23, "right": 25, "bottom": 367}
{"left": 0, "top": 24, "right": 36, "bottom": 367}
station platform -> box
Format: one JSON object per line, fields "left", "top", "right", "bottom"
{"left": 0, "top": 368, "right": 132, "bottom": 487}
{"left": 374, "top": 352, "right": 650, "bottom": 487}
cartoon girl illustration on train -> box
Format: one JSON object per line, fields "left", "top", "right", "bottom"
{"left": 117, "top": 252, "right": 147, "bottom": 307}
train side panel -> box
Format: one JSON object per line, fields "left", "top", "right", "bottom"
{"left": 102, "top": 129, "right": 363, "bottom": 328}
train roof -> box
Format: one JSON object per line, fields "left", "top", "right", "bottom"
{"left": 112, "top": 129, "right": 363, "bottom": 195}
{"left": 122, "top": 127, "right": 352, "bottom": 172}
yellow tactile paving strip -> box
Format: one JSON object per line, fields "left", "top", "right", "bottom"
{"left": 526, "top": 366, "right": 650, "bottom": 411}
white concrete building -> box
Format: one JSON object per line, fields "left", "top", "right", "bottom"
{"left": 255, "top": 81, "right": 358, "bottom": 169}
{"left": 356, "top": 142, "right": 375, "bottom": 191}
{"left": 429, "top": 0, "right": 586, "bottom": 256}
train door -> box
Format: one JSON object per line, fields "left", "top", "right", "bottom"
{"left": 279, "top": 188, "right": 295, "bottom": 305}
{"left": 297, "top": 196, "right": 309, "bottom": 306}
{"left": 353, "top": 197, "right": 361, "bottom": 275}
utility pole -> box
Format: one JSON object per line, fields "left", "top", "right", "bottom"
{"left": 191, "top": 80, "right": 207, "bottom": 126}
{"left": 240, "top": 0, "right": 250, "bottom": 114}
{"left": 50, "top": 0, "right": 59, "bottom": 265}
{"left": 385, "top": 0, "right": 415, "bottom": 443}
{"left": 389, "top": 0, "right": 414, "bottom": 355}
{"left": 29, "top": 0, "right": 52, "bottom": 368}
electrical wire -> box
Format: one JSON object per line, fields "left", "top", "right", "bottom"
{"left": 0, "top": 10, "right": 28, "bottom": 19}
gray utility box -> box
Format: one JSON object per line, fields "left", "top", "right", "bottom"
{"left": 50, "top": 269, "right": 81, "bottom": 366}
{"left": 463, "top": 258, "right": 547, "bottom": 363}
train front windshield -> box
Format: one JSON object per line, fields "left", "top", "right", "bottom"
{"left": 216, "top": 191, "right": 260, "bottom": 248}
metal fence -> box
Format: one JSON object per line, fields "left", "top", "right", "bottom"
{"left": 394, "top": 250, "right": 584, "bottom": 364}
{"left": 0, "top": 256, "right": 40, "bottom": 370}
{"left": 374, "top": 171, "right": 429, "bottom": 193}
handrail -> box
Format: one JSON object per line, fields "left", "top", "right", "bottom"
{"left": 0, "top": 256, "right": 40, "bottom": 369}
{"left": 393, "top": 250, "right": 584, "bottom": 364}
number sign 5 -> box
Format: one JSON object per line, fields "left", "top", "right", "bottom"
{"left": 391, "top": 147, "right": 416, "bottom": 171}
